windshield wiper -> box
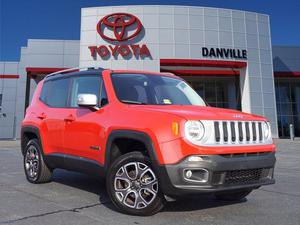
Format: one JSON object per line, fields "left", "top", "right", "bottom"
{"left": 121, "top": 100, "right": 147, "bottom": 105}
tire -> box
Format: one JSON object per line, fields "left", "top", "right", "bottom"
{"left": 106, "top": 152, "right": 165, "bottom": 216}
{"left": 23, "top": 138, "right": 52, "bottom": 183}
{"left": 214, "top": 189, "right": 253, "bottom": 201}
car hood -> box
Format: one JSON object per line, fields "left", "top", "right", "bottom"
{"left": 129, "top": 105, "right": 266, "bottom": 121}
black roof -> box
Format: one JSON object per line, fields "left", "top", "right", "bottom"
{"left": 44, "top": 68, "right": 105, "bottom": 81}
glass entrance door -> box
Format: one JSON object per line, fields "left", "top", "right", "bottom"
{"left": 182, "top": 76, "right": 241, "bottom": 110}
{"left": 275, "top": 77, "right": 300, "bottom": 138}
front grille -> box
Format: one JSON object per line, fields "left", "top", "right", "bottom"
{"left": 211, "top": 168, "right": 273, "bottom": 186}
{"left": 214, "top": 121, "right": 264, "bottom": 144}
{"left": 224, "top": 168, "right": 263, "bottom": 185}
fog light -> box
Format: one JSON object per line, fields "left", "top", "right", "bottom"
{"left": 187, "top": 156, "right": 204, "bottom": 162}
{"left": 185, "top": 170, "right": 192, "bottom": 179}
{"left": 183, "top": 168, "right": 209, "bottom": 183}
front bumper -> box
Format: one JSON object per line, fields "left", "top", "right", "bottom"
{"left": 157, "top": 152, "right": 276, "bottom": 196}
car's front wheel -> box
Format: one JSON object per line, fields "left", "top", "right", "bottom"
{"left": 106, "top": 152, "right": 165, "bottom": 216}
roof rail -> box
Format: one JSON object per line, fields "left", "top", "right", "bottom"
{"left": 161, "top": 72, "right": 176, "bottom": 76}
{"left": 45, "top": 67, "right": 105, "bottom": 78}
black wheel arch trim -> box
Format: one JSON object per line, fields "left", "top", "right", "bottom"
{"left": 104, "top": 130, "right": 161, "bottom": 171}
{"left": 21, "top": 125, "right": 44, "bottom": 156}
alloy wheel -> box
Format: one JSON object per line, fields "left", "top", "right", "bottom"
{"left": 25, "top": 145, "right": 39, "bottom": 179}
{"left": 113, "top": 162, "right": 158, "bottom": 209}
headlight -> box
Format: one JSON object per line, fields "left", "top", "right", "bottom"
{"left": 184, "top": 120, "right": 205, "bottom": 143}
{"left": 262, "top": 122, "right": 271, "bottom": 139}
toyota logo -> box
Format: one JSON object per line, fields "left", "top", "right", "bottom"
{"left": 97, "top": 13, "right": 142, "bottom": 42}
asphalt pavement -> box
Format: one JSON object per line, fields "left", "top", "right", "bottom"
{"left": 0, "top": 139, "right": 299, "bottom": 225}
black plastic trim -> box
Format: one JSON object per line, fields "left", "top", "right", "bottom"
{"left": 158, "top": 152, "right": 276, "bottom": 196}
{"left": 104, "top": 130, "right": 160, "bottom": 171}
{"left": 44, "top": 69, "right": 104, "bottom": 82}
{"left": 21, "top": 125, "right": 43, "bottom": 156}
{"left": 45, "top": 153, "right": 105, "bottom": 177}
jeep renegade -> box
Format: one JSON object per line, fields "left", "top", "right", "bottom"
{"left": 21, "top": 68, "right": 276, "bottom": 216}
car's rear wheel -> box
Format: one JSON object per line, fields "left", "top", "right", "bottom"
{"left": 214, "top": 189, "right": 253, "bottom": 201}
{"left": 106, "top": 152, "right": 165, "bottom": 216}
{"left": 23, "top": 139, "right": 52, "bottom": 183}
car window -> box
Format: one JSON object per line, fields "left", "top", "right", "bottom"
{"left": 40, "top": 81, "right": 50, "bottom": 103}
{"left": 70, "top": 75, "right": 108, "bottom": 107}
{"left": 40, "top": 78, "right": 70, "bottom": 108}
{"left": 111, "top": 73, "right": 206, "bottom": 106}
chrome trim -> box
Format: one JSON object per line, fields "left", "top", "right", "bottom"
{"left": 185, "top": 120, "right": 273, "bottom": 146}
{"left": 183, "top": 168, "right": 209, "bottom": 183}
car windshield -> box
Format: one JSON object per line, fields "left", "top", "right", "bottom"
{"left": 111, "top": 73, "right": 206, "bottom": 106}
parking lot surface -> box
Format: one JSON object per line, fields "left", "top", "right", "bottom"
{"left": 0, "top": 139, "right": 299, "bottom": 225}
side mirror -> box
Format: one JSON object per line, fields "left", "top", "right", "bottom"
{"left": 77, "top": 94, "right": 99, "bottom": 110}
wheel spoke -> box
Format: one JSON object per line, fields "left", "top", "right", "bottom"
{"left": 123, "top": 190, "right": 138, "bottom": 208}
{"left": 32, "top": 159, "right": 39, "bottom": 164}
{"left": 114, "top": 177, "right": 131, "bottom": 191}
{"left": 135, "top": 190, "right": 148, "bottom": 209}
{"left": 115, "top": 188, "right": 130, "bottom": 202}
{"left": 115, "top": 166, "right": 127, "bottom": 179}
{"left": 114, "top": 167, "right": 131, "bottom": 202}
{"left": 139, "top": 188, "right": 156, "bottom": 205}
{"left": 140, "top": 168, "right": 157, "bottom": 191}
{"left": 33, "top": 162, "right": 39, "bottom": 173}
{"left": 136, "top": 162, "right": 148, "bottom": 178}
{"left": 124, "top": 162, "right": 138, "bottom": 180}
{"left": 141, "top": 180, "right": 158, "bottom": 194}
{"left": 30, "top": 166, "right": 34, "bottom": 177}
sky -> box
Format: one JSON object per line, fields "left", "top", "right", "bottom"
{"left": 0, "top": 0, "right": 299, "bottom": 61}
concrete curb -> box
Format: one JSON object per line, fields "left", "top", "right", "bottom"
{"left": 0, "top": 140, "right": 21, "bottom": 148}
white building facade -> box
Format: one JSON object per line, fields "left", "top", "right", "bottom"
{"left": 2, "top": 5, "right": 298, "bottom": 139}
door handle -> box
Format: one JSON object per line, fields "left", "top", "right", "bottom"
{"left": 37, "top": 113, "right": 46, "bottom": 120}
{"left": 64, "top": 114, "right": 75, "bottom": 122}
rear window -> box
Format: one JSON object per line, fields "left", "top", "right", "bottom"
{"left": 40, "top": 78, "right": 70, "bottom": 108}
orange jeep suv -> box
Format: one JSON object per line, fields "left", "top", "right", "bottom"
{"left": 21, "top": 68, "right": 276, "bottom": 216}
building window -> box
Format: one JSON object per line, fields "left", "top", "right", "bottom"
{"left": 0, "top": 94, "right": 2, "bottom": 107}
{"left": 275, "top": 78, "right": 300, "bottom": 137}
{"left": 183, "top": 76, "right": 241, "bottom": 110}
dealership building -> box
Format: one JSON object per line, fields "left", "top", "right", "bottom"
{"left": 0, "top": 5, "right": 300, "bottom": 139}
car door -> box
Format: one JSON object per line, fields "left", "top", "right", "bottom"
{"left": 38, "top": 77, "right": 71, "bottom": 155}
{"left": 63, "top": 74, "right": 109, "bottom": 164}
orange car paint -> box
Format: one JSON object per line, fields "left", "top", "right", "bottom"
{"left": 22, "top": 70, "right": 275, "bottom": 166}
